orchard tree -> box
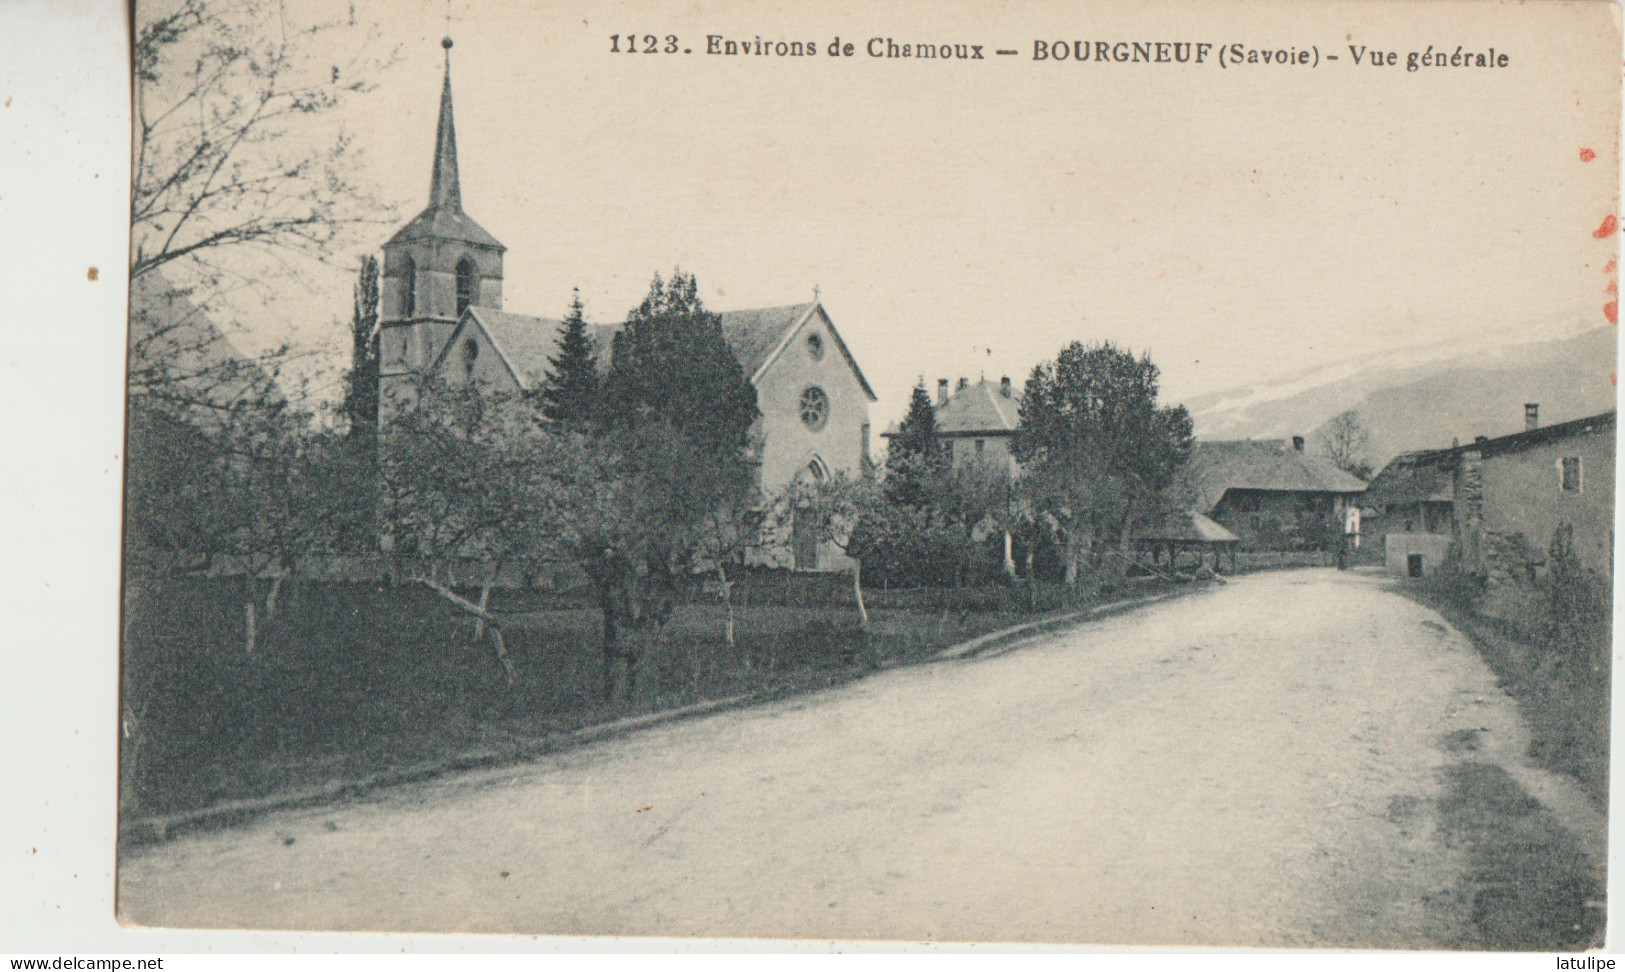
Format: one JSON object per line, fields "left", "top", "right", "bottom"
{"left": 776, "top": 471, "right": 893, "bottom": 643}
{"left": 377, "top": 376, "right": 584, "bottom": 685}
{"left": 560, "top": 423, "right": 759, "bottom": 701}
{"left": 1014, "top": 341, "right": 1193, "bottom": 590}
{"left": 573, "top": 270, "right": 762, "bottom": 701}
{"left": 538, "top": 288, "right": 600, "bottom": 427}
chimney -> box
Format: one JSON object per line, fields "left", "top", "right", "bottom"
{"left": 937, "top": 378, "right": 949, "bottom": 405}
{"left": 1292, "top": 435, "right": 1305, "bottom": 452}
{"left": 1525, "top": 402, "right": 1539, "bottom": 432}
{"left": 957, "top": 377, "right": 969, "bottom": 392}
{"left": 1000, "top": 375, "right": 1012, "bottom": 398}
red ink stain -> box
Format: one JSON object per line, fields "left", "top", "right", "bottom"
{"left": 499, "top": 870, "right": 510, "bottom": 878}
{"left": 1594, "top": 215, "right": 1617, "bottom": 239}
{"left": 1606, "top": 280, "right": 1617, "bottom": 296}
{"left": 1581, "top": 148, "right": 1596, "bottom": 162}
{"left": 1604, "top": 301, "right": 1617, "bottom": 324}
{"left": 1605, "top": 258, "right": 1617, "bottom": 274}
{"left": 636, "top": 806, "right": 652, "bottom": 813}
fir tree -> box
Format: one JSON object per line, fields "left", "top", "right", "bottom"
{"left": 342, "top": 254, "right": 381, "bottom": 444}
{"left": 601, "top": 270, "right": 758, "bottom": 456}
{"left": 540, "top": 288, "right": 600, "bottom": 426}
{"left": 884, "top": 378, "right": 946, "bottom": 507}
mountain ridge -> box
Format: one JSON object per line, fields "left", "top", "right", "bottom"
{"left": 1185, "top": 325, "right": 1617, "bottom": 470}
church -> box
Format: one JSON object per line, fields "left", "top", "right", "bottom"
{"left": 375, "top": 40, "right": 877, "bottom": 571}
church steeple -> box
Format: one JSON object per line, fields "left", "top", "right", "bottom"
{"left": 378, "top": 34, "right": 505, "bottom": 376}
{"left": 428, "top": 37, "right": 461, "bottom": 213}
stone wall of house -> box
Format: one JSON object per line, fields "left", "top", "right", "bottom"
{"left": 1383, "top": 532, "right": 1453, "bottom": 577}
{"left": 945, "top": 434, "right": 1018, "bottom": 474}
{"left": 1452, "top": 423, "right": 1613, "bottom": 623}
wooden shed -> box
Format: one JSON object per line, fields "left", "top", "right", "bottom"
{"left": 1133, "top": 510, "right": 1241, "bottom": 575}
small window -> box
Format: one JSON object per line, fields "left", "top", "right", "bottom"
{"left": 401, "top": 254, "right": 416, "bottom": 317}
{"left": 1561, "top": 456, "right": 1582, "bottom": 492}
{"left": 974, "top": 439, "right": 985, "bottom": 456}
{"left": 806, "top": 332, "right": 824, "bottom": 360}
{"left": 799, "top": 386, "right": 829, "bottom": 431}
{"left": 1249, "top": 515, "right": 1262, "bottom": 531}
{"left": 461, "top": 338, "right": 479, "bottom": 377}
{"left": 455, "top": 257, "right": 477, "bottom": 316}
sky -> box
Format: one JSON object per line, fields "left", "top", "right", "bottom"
{"left": 161, "top": 0, "right": 1622, "bottom": 430}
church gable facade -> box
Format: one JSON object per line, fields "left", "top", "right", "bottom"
{"left": 375, "top": 41, "right": 875, "bottom": 571}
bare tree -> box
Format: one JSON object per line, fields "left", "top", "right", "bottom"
{"left": 1319, "top": 410, "right": 1373, "bottom": 479}
{"left": 131, "top": 0, "right": 396, "bottom": 286}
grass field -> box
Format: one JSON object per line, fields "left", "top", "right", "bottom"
{"left": 119, "top": 577, "right": 1043, "bottom": 824}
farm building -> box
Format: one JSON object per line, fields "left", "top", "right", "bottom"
{"left": 1441, "top": 407, "right": 1615, "bottom": 620}
{"left": 1185, "top": 436, "right": 1367, "bottom": 552}
{"left": 1361, "top": 450, "right": 1455, "bottom": 576}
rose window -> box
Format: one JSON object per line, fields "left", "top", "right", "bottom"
{"left": 799, "top": 386, "right": 829, "bottom": 431}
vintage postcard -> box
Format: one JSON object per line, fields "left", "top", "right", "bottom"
{"left": 114, "top": 0, "right": 1618, "bottom": 950}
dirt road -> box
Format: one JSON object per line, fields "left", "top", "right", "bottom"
{"left": 118, "top": 569, "right": 1604, "bottom": 947}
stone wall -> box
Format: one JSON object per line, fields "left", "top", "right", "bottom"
{"left": 1384, "top": 532, "right": 1453, "bottom": 577}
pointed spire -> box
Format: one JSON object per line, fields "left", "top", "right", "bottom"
{"left": 428, "top": 36, "right": 461, "bottom": 212}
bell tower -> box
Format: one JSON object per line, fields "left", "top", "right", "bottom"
{"left": 379, "top": 36, "right": 505, "bottom": 391}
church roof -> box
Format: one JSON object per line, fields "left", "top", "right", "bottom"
{"left": 386, "top": 206, "right": 504, "bottom": 250}
{"left": 443, "top": 301, "right": 873, "bottom": 398}
{"left": 384, "top": 47, "right": 504, "bottom": 252}
{"left": 719, "top": 302, "right": 878, "bottom": 401}
{"left": 720, "top": 303, "right": 815, "bottom": 377}
{"left": 1187, "top": 438, "right": 1367, "bottom": 513}
{"left": 454, "top": 307, "right": 617, "bottom": 390}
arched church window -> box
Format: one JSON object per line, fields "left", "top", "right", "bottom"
{"left": 461, "top": 337, "right": 479, "bottom": 378}
{"left": 455, "top": 257, "right": 476, "bottom": 316}
{"left": 799, "top": 386, "right": 829, "bottom": 431}
{"left": 401, "top": 255, "right": 416, "bottom": 317}
{"left": 806, "top": 332, "right": 824, "bottom": 360}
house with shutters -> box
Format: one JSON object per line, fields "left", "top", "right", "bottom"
{"left": 375, "top": 39, "right": 876, "bottom": 571}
